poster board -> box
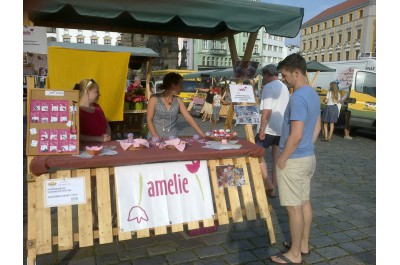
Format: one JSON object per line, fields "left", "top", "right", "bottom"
{"left": 26, "top": 87, "right": 80, "bottom": 155}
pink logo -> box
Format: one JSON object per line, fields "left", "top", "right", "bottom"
{"left": 127, "top": 206, "right": 149, "bottom": 224}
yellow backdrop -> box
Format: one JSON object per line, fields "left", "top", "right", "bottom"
{"left": 47, "top": 46, "right": 130, "bottom": 121}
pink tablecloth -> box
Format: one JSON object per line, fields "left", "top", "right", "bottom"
{"left": 30, "top": 138, "right": 264, "bottom": 176}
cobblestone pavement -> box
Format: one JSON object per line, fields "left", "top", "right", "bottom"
{"left": 23, "top": 115, "right": 376, "bottom": 265}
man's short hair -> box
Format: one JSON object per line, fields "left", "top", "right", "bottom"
{"left": 261, "top": 64, "right": 279, "bottom": 76}
{"left": 277, "top": 53, "right": 307, "bottom": 76}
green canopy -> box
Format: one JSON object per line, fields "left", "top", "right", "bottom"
{"left": 306, "top": 60, "right": 335, "bottom": 72}
{"left": 210, "top": 67, "right": 263, "bottom": 78}
{"left": 26, "top": 0, "right": 304, "bottom": 39}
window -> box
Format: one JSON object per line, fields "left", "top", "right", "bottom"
{"left": 346, "top": 51, "right": 350, "bottom": 60}
{"left": 243, "top": 42, "right": 246, "bottom": 52}
{"left": 322, "top": 38, "right": 326, "bottom": 47}
{"left": 309, "top": 41, "right": 312, "bottom": 49}
{"left": 314, "top": 56, "right": 317, "bottom": 61}
{"left": 220, "top": 41, "right": 225, "bottom": 50}
{"left": 358, "top": 9, "right": 363, "bottom": 19}
{"left": 202, "top": 56, "right": 206, "bottom": 65}
{"left": 104, "top": 39, "right": 111, "bottom": 45}
{"left": 254, "top": 45, "right": 259, "bottom": 54}
{"left": 303, "top": 43, "right": 306, "bottom": 50}
{"left": 357, "top": 29, "right": 361, "bottom": 39}
{"left": 330, "top": 36, "right": 334, "bottom": 45}
{"left": 206, "top": 56, "right": 210, "bottom": 66}
{"left": 77, "top": 38, "right": 84, "bottom": 43}
{"left": 324, "top": 22, "right": 327, "bottom": 29}
{"left": 354, "top": 71, "right": 376, "bottom": 97}
{"left": 317, "top": 25, "right": 320, "bottom": 31}
{"left": 329, "top": 54, "right": 332, "bottom": 61}
{"left": 183, "top": 41, "right": 188, "bottom": 50}
{"left": 304, "top": 29, "right": 307, "bottom": 35}
{"left": 356, "top": 50, "right": 360, "bottom": 60}
{"left": 140, "top": 34, "right": 145, "bottom": 40}
{"left": 308, "top": 57, "right": 311, "bottom": 61}
{"left": 331, "top": 19, "right": 335, "bottom": 27}
{"left": 211, "top": 57, "right": 215, "bottom": 66}
{"left": 338, "top": 33, "right": 342, "bottom": 43}
{"left": 63, "top": 38, "right": 70, "bottom": 43}
{"left": 347, "top": 31, "right": 351, "bottom": 42}
{"left": 202, "top": 40, "right": 208, "bottom": 50}
{"left": 279, "top": 47, "right": 283, "bottom": 52}
{"left": 91, "top": 39, "right": 98, "bottom": 44}
{"left": 348, "top": 13, "right": 353, "bottom": 22}
{"left": 273, "top": 46, "right": 277, "bottom": 52}
{"left": 321, "top": 55, "right": 325, "bottom": 62}
{"left": 310, "top": 27, "right": 313, "bottom": 33}
{"left": 339, "top": 17, "right": 343, "bottom": 25}
{"left": 337, "top": 52, "right": 341, "bottom": 61}
{"left": 316, "top": 39, "right": 319, "bottom": 48}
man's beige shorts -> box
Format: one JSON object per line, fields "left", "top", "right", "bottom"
{"left": 277, "top": 155, "right": 316, "bottom": 206}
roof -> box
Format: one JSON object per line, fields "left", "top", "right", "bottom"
{"left": 302, "top": 0, "right": 369, "bottom": 28}
{"left": 26, "top": 0, "right": 304, "bottom": 39}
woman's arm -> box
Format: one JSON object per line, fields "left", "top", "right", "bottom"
{"left": 146, "top": 96, "right": 160, "bottom": 139}
{"left": 178, "top": 98, "right": 206, "bottom": 137}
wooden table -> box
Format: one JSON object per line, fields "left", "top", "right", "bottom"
{"left": 26, "top": 138, "right": 276, "bottom": 264}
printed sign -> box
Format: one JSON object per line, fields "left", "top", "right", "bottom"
{"left": 115, "top": 160, "right": 214, "bottom": 232}
{"left": 44, "top": 177, "right": 86, "bottom": 207}
{"left": 23, "top": 26, "right": 48, "bottom": 54}
{"left": 229, "top": 84, "right": 256, "bottom": 103}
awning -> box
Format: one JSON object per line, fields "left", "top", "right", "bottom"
{"left": 183, "top": 69, "right": 218, "bottom": 79}
{"left": 306, "top": 60, "right": 335, "bottom": 72}
{"left": 25, "top": 0, "right": 304, "bottom": 39}
{"left": 209, "top": 67, "right": 263, "bottom": 78}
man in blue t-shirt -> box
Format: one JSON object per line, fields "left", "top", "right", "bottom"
{"left": 269, "top": 53, "right": 321, "bottom": 265}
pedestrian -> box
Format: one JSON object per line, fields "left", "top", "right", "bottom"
{"left": 212, "top": 87, "right": 224, "bottom": 124}
{"left": 198, "top": 85, "right": 215, "bottom": 122}
{"left": 256, "top": 64, "right": 290, "bottom": 198}
{"left": 269, "top": 53, "right": 321, "bottom": 265}
{"left": 321, "top": 81, "right": 341, "bottom": 142}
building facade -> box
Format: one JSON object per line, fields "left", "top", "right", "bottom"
{"left": 300, "top": 0, "right": 376, "bottom": 62}
{"left": 46, "top": 28, "right": 121, "bottom": 46}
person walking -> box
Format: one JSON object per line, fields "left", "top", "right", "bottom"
{"left": 198, "top": 85, "right": 215, "bottom": 122}
{"left": 321, "top": 82, "right": 341, "bottom": 142}
{"left": 269, "top": 53, "right": 321, "bottom": 265}
{"left": 256, "top": 64, "right": 290, "bottom": 198}
{"left": 212, "top": 88, "right": 224, "bottom": 124}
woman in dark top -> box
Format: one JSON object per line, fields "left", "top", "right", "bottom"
{"left": 198, "top": 85, "right": 216, "bottom": 122}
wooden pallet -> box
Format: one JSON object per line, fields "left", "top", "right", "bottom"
{"left": 26, "top": 156, "right": 275, "bottom": 264}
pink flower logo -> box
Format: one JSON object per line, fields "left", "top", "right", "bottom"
{"left": 185, "top": 160, "right": 204, "bottom": 201}
{"left": 127, "top": 206, "right": 149, "bottom": 224}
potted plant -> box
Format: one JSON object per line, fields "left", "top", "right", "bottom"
{"left": 125, "top": 82, "right": 147, "bottom": 110}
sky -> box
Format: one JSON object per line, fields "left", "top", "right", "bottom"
{"left": 262, "top": 0, "right": 345, "bottom": 46}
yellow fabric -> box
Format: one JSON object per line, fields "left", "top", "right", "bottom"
{"left": 47, "top": 46, "right": 130, "bottom": 121}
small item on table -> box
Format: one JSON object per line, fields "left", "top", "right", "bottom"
{"left": 118, "top": 137, "right": 150, "bottom": 151}
{"left": 86, "top": 146, "right": 103, "bottom": 155}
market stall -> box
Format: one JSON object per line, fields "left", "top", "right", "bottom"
{"left": 24, "top": 1, "right": 304, "bottom": 263}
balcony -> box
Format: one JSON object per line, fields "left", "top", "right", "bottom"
{"left": 344, "top": 42, "right": 351, "bottom": 50}
{"left": 320, "top": 48, "right": 325, "bottom": 53}
{"left": 307, "top": 50, "right": 312, "bottom": 56}
{"left": 335, "top": 44, "right": 342, "bottom": 51}
{"left": 300, "top": 51, "right": 306, "bottom": 56}
{"left": 210, "top": 48, "right": 227, "bottom": 55}
{"left": 313, "top": 49, "right": 319, "bottom": 55}
{"left": 354, "top": 39, "right": 360, "bottom": 48}
{"left": 328, "top": 46, "right": 333, "bottom": 52}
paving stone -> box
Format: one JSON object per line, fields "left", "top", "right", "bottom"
{"left": 96, "top": 242, "right": 126, "bottom": 256}
{"left": 222, "top": 251, "right": 258, "bottom": 265}
{"left": 96, "top": 253, "right": 120, "bottom": 265}
{"left": 310, "top": 235, "right": 338, "bottom": 248}
{"left": 333, "top": 221, "right": 356, "bottom": 231}
{"left": 118, "top": 247, "right": 147, "bottom": 260}
{"left": 60, "top": 256, "right": 96, "bottom": 265}
{"left": 319, "top": 224, "right": 343, "bottom": 234}
{"left": 354, "top": 251, "right": 376, "bottom": 264}
{"left": 201, "top": 232, "right": 231, "bottom": 245}
{"left": 315, "top": 246, "right": 348, "bottom": 260}
{"left": 343, "top": 229, "right": 369, "bottom": 240}
{"left": 165, "top": 250, "right": 199, "bottom": 264}
{"left": 228, "top": 230, "right": 259, "bottom": 241}
{"left": 302, "top": 251, "right": 325, "bottom": 264}
{"left": 328, "top": 232, "right": 353, "bottom": 243}
{"left": 193, "top": 257, "right": 228, "bottom": 265}
{"left": 124, "top": 237, "right": 155, "bottom": 249}
{"left": 223, "top": 239, "right": 254, "bottom": 253}
{"left": 195, "top": 245, "right": 227, "bottom": 258}
{"left": 339, "top": 242, "right": 365, "bottom": 254}
{"left": 36, "top": 253, "right": 57, "bottom": 265}
{"left": 359, "top": 226, "right": 376, "bottom": 236}
{"left": 174, "top": 237, "right": 205, "bottom": 250}
{"left": 133, "top": 255, "right": 169, "bottom": 265}
{"left": 327, "top": 255, "right": 368, "bottom": 265}
{"left": 354, "top": 238, "right": 376, "bottom": 251}
{"left": 310, "top": 227, "right": 328, "bottom": 238}
{"left": 251, "top": 246, "right": 282, "bottom": 260}
{"left": 147, "top": 243, "right": 176, "bottom": 255}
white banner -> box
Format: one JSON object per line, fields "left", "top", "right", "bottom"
{"left": 23, "top": 26, "right": 48, "bottom": 54}
{"left": 229, "top": 84, "right": 256, "bottom": 103}
{"left": 115, "top": 160, "right": 214, "bottom": 232}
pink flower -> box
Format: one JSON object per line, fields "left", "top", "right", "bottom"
{"left": 127, "top": 206, "right": 149, "bottom": 224}
{"left": 185, "top": 160, "right": 200, "bottom": 173}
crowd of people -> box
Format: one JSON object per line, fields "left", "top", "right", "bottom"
{"left": 75, "top": 53, "right": 354, "bottom": 264}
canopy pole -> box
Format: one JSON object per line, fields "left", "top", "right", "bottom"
{"left": 145, "top": 59, "right": 153, "bottom": 99}
{"left": 310, "top": 71, "right": 320, "bottom": 87}
{"left": 242, "top": 31, "right": 258, "bottom": 61}
{"left": 228, "top": 33, "right": 239, "bottom": 66}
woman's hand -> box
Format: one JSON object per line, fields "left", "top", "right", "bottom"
{"left": 103, "top": 134, "right": 111, "bottom": 142}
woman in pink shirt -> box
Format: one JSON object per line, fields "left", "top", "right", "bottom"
{"left": 74, "top": 79, "right": 111, "bottom": 142}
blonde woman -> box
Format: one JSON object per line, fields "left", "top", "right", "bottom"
{"left": 321, "top": 82, "right": 341, "bottom": 142}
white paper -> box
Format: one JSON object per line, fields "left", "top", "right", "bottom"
{"left": 44, "top": 177, "right": 86, "bottom": 207}
{"left": 31, "top": 140, "right": 38, "bottom": 147}
{"left": 30, "top": 128, "right": 37, "bottom": 135}
{"left": 23, "top": 26, "right": 48, "bottom": 54}
{"left": 229, "top": 84, "right": 256, "bottom": 103}
{"left": 45, "top": 90, "right": 65, "bottom": 97}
